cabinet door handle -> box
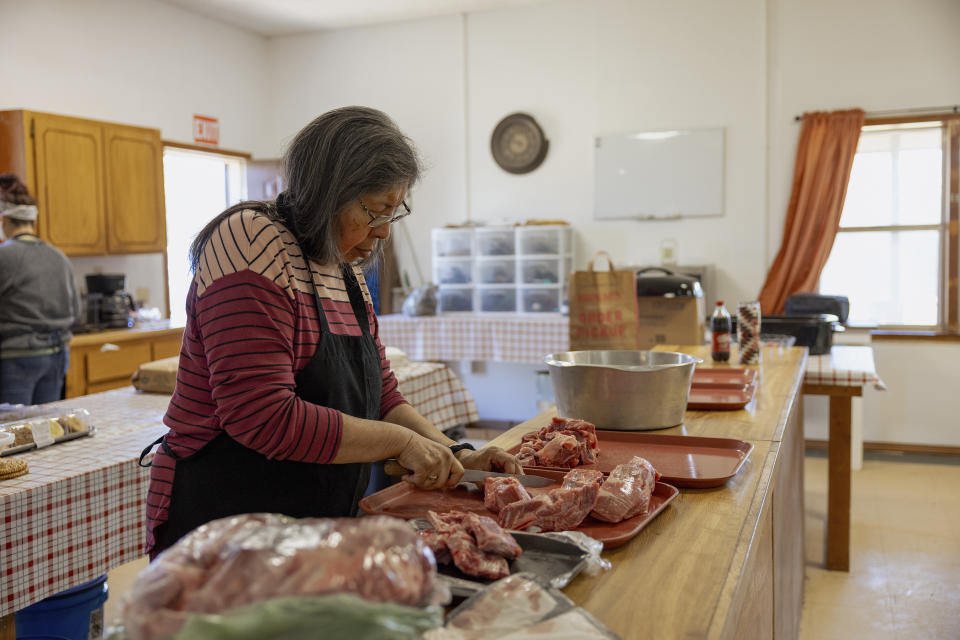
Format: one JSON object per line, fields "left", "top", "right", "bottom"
{"left": 100, "top": 343, "right": 120, "bottom": 352}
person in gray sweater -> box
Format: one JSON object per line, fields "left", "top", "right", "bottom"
{"left": 0, "top": 174, "right": 79, "bottom": 404}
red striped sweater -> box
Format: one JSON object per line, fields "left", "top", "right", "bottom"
{"left": 146, "top": 210, "right": 406, "bottom": 554}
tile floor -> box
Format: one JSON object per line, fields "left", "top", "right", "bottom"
{"left": 103, "top": 450, "right": 960, "bottom": 638}
{"left": 799, "top": 450, "right": 960, "bottom": 640}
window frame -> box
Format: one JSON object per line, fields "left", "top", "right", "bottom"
{"left": 826, "top": 113, "right": 960, "bottom": 334}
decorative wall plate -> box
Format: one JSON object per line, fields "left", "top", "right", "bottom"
{"left": 490, "top": 113, "right": 549, "bottom": 174}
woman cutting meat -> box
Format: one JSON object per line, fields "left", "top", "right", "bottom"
{"left": 142, "top": 107, "right": 520, "bottom": 558}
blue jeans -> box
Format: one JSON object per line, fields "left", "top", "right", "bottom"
{"left": 0, "top": 350, "right": 68, "bottom": 405}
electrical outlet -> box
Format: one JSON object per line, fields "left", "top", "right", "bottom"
{"left": 470, "top": 360, "right": 486, "bottom": 375}
{"left": 135, "top": 287, "right": 150, "bottom": 304}
{"left": 660, "top": 238, "right": 678, "bottom": 266}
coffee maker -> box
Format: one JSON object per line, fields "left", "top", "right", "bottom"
{"left": 83, "top": 274, "right": 135, "bottom": 330}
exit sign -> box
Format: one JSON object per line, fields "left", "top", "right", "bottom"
{"left": 193, "top": 115, "right": 219, "bottom": 146}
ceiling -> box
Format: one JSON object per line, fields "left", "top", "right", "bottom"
{"left": 159, "top": 0, "right": 554, "bottom": 36}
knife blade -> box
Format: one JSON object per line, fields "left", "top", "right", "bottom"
{"left": 383, "top": 459, "right": 554, "bottom": 488}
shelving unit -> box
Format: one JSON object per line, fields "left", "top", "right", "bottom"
{"left": 431, "top": 226, "right": 574, "bottom": 313}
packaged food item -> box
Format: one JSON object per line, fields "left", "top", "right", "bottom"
{"left": 0, "top": 432, "right": 14, "bottom": 452}
{"left": 426, "top": 573, "right": 620, "bottom": 639}
{"left": 0, "top": 409, "right": 94, "bottom": 455}
{"left": 122, "top": 513, "right": 449, "bottom": 640}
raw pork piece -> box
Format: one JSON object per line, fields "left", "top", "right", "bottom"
{"left": 122, "top": 514, "right": 445, "bottom": 640}
{"left": 561, "top": 468, "right": 605, "bottom": 490}
{"left": 422, "top": 510, "right": 521, "bottom": 580}
{"left": 484, "top": 477, "right": 532, "bottom": 513}
{"left": 446, "top": 529, "right": 511, "bottom": 580}
{"left": 591, "top": 455, "right": 660, "bottom": 523}
{"left": 518, "top": 417, "right": 600, "bottom": 468}
{"left": 498, "top": 470, "right": 600, "bottom": 532}
{"left": 515, "top": 444, "right": 540, "bottom": 466}
{"left": 463, "top": 512, "right": 522, "bottom": 559}
{"left": 427, "top": 510, "right": 468, "bottom": 532}
{"left": 535, "top": 433, "right": 580, "bottom": 468}
{"left": 420, "top": 530, "right": 452, "bottom": 565}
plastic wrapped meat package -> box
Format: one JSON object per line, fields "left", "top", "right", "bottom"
{"left": 424, "top": 573, "right": 620, "bottom": 640}
{"left": 121, "top": 513, "right": 450, "bottom": 640}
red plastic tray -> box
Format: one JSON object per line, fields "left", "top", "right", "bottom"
{"left": 358, "top": 473, "right": 678, "bottom": 549}
{"left": 690, "top": 368, "right": 758, "bottom": 389}
{"left": 686, "top": 386, "right": 756, "bottom": 411}
{"left": 509, "top": 431, "right": 754, "bottom": 488}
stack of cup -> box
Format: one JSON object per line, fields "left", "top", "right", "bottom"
{"left": 737, "top": 301, "right": 762, "bottom": 365}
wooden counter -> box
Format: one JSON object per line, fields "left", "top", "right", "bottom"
{"left": 66, "top": 321, "right": 185, "bottom": 397}
{"left": 486, "top": 345, "right": 807, "bottom": 640}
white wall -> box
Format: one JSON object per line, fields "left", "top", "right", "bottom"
{"left": 766, "top": 0, "right": 960, "bottom": 263}
{"left": 1, "top": 0, "right": 268, "bottom": 316}
{"left": 262, "top": 14, "right": 468, "bottom": 287}
{"left": 769, "top": 0, "right": 960, "bottom": 448}
{"left": 264, "top": 0, "right": 767, "bottom": 304}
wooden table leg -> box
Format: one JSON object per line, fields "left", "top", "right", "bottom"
{"left": 0, "top": 613, "right": 15, "bottom": 640}
{"left": 826, "top": 394, "right": 852, "bottom": 571}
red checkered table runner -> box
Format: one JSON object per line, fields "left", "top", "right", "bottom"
{"left": 0, "top": 361, "right": 476, "bottom": 616}
{"left": 377, "top": 313, "right": 569, "bottom": 364}
{"left": 805, "top": 345, "right": 886, "bottom": 390}
{"left": 380, "top": 315, "right": 888, "bottom": 393}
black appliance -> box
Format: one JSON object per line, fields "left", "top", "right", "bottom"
{"left": 784, "top": 293, "right": 850, "bottom": 324}
{"left": 635, "top": 267, "right": 703, "bottom": 298}
{"left": 83, "top": 274, "right": 135, "bottom": 329}
{"left": 761, "top": 313, "right": 843, "bottom": 356}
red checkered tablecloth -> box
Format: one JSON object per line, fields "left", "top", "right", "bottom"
{"left": 378, "top": 313, "right": 569, "bottom": 364}
{"left": 804, "top": 345, "right": 886, "bottom": 390}
{"left": 0, "top": 361, "right": 476, "bottom": 616}
{"left": 380, "top": 315, "right": 889, "bottom": 394}
{"left": 394, "top": 361, "right": 478, "bottom": 430}
{"left": 0, "top": 390, "right": 168, "bottom": 616}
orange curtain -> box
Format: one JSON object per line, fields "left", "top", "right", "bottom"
{"left": 758, "top": 109, "right": 865, "bottom": 314}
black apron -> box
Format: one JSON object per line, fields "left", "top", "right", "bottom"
{"left": 140, "top": 264, "right": 382, "bottom": 555}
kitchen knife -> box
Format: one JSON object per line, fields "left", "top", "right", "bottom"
{"left": 383, "top": 459, "right": 554, "bottom": 488}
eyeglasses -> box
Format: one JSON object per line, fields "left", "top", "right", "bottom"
{"left": 359, "top": 198, "right": 411, "bottom": 228}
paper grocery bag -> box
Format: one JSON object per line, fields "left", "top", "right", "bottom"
{"left": 568, "top": 252, "right": 641, "bottom": 351}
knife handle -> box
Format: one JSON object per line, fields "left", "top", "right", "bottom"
{"left": 383, "top": 459, "right": 409, "bottom": 476}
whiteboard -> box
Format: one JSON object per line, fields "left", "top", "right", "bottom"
{"left": 593, "top": 127, "right": 724, "bottom": 220}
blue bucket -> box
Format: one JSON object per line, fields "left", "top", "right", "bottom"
{"left": 15, "top": 575, "right": 108, "bottom": 640}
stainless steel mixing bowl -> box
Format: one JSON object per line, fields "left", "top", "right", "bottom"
{"left": 544, "top": 350, "right": 701, "bottom": 430}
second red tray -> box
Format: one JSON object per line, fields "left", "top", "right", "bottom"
{"left": 509, "top": 431, "right": 754, "bottom": 488}
{"left": 358, "top": 475, "right": 678, "bottom": 549}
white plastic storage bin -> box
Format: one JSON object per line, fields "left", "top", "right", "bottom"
{"left": 519, "top": 286, "right": 561, "bottom": 313}
{"left": 478, "top": 286, "right": 517, "bottom": 312}
{"left": 438, "top": 287, "right": 474, "bottom": 312}
{"left": 475, "top": 227, "right": 515, "bottom": 256}
{"left": 519, "top": 257, "right": 562, "bottom": 285}
{"left": 476, "top": 258, "right": 515, "bottom": 284}
{"left": 434, "top": 259, "right": 473, "bottom": 285}
{"left": 516, "top": 225, "right": 571, "bottom": 256}
{"left": 432, "top": 228, "right": 474, "bottom": 258}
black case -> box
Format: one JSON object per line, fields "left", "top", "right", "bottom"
{"left": 784, "top": 293, "right": 849, "bottom": 324}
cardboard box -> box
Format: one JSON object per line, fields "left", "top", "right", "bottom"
{"left": 636, "top": 296, "right": 705, "bottom": 348}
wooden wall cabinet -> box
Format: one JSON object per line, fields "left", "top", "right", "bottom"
{"left": 0, "top": 110, "right": 166, "bottom": 256}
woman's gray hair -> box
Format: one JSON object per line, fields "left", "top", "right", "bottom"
{"left": 189, "top": 106, "right": 421, "bottom": 270}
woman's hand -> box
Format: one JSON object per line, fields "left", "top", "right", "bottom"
{"left": 455, "top": 446, "right": 524, "bottom": 475}
{"left": 396, "top": 433, "right": 464, "bottom": 490}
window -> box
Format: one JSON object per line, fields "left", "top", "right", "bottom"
{"left": 163, "top": 147, "right": 246, "bottom": 325}
{"left": 819, "top": 117, "right": 960, "bottom": 331}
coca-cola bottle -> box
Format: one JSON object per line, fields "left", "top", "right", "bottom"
{"left": 711, "top": 301, "right": 732, "bottom": 362}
